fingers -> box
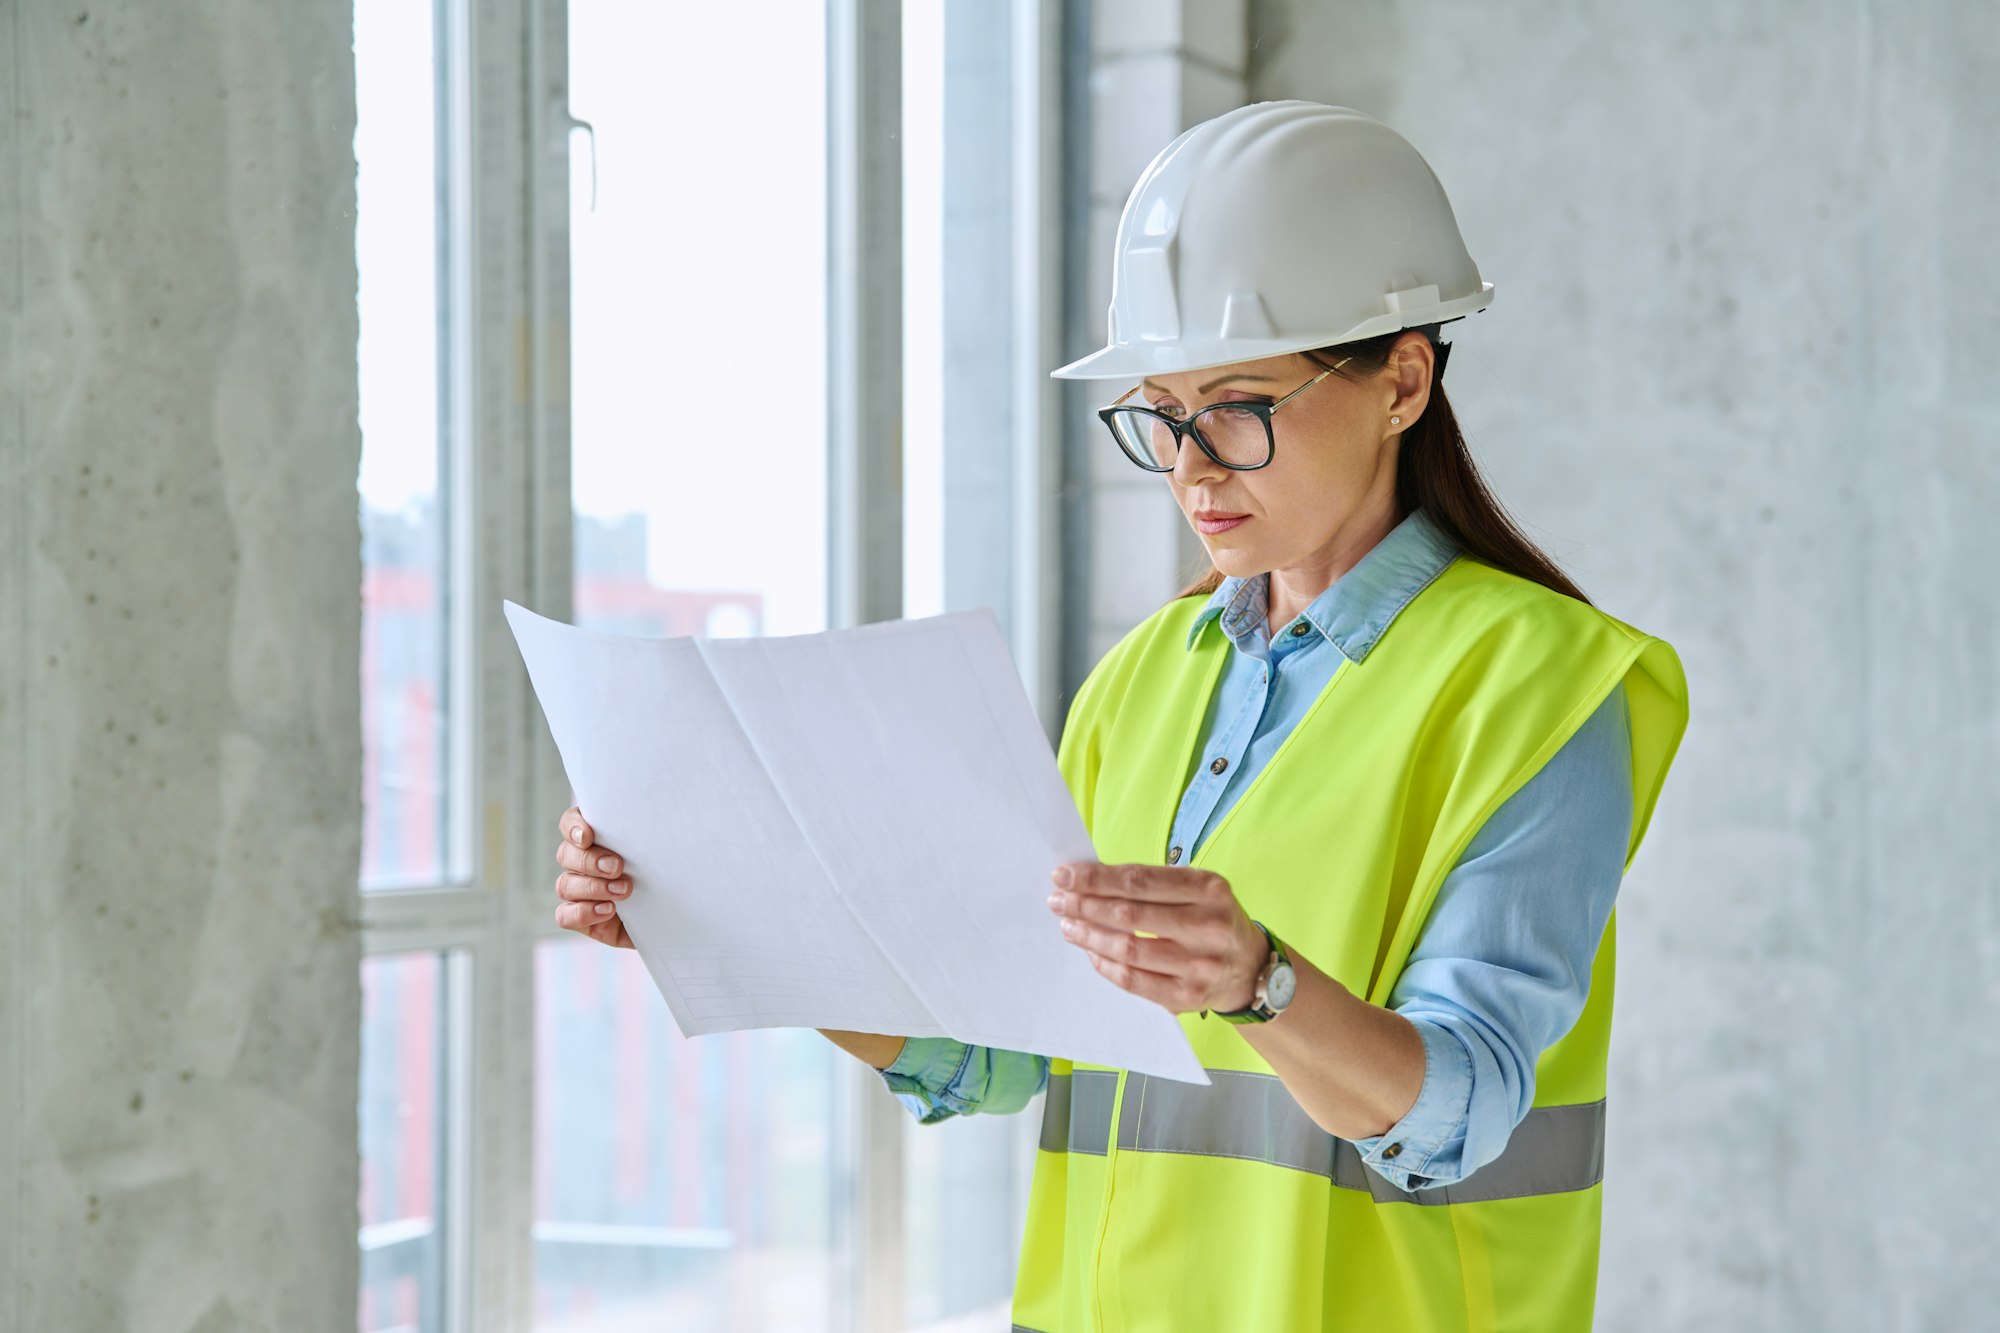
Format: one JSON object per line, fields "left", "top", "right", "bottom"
{"left": 1052, "top": 861, "right": 1218, "bottom": 904}
{"left": 1080, "top": 948, "right": 1202, "bottom": 1013}
{"left": 553, "top": 809, "right": 634, "bottom": 950}
{"left": 587, "top": 913, "right": 634, "bottom": 950}
{"left": 1049, "top": 888, "right": 1202, "bottom": 938}
{"left": 554, "top": 897, "right": 622, "bottom": 932}
{"left": 1051, "top": 868, "right": 1243, "bottom": 1015}
{"left": 556, "top": 837, "right": 624, "bottom": 879}
{"left": 554, "top": 807, "right": 632, "bottom": 951}
{"left": 553, "top": 888, "right": 635, "bottom": 950}
{"left": 1058, "top": 915, "right": 1198, "bottom": 974}
{"left": 556, "top": 871, "right": 630, "bottom": 903}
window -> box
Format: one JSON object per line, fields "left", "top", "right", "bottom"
{"left": 355, "top": 0, "right": 475, "bottom": 1328}
{"left": 359, "top": 952, "right": 454, "bottom": 1333}
{"left": 545, "top": 5, "right": 840, "bottom": 1324}
{"left": 356, "top": 0, "right": 473, "bottom": 896}
{"left": 532, "top": 942, "right": 837, "bottom": 1329}
{"left": 899, "top": 4, "right": 1053, "bottom": 1324}
{"left": 354, "top": 1, "right": 1067, "bottom": 1326}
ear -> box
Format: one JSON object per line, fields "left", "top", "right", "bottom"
{"left": 1386, "top": 332, "right": 1436, "bottom": 431}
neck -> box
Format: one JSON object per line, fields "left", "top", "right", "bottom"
{"left": 1263, "top": 502, "right": 1405, "bottom": 636}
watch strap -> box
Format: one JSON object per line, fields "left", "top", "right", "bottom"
{"left": 1212, "top": 920, "right": 1287, "bottom": 1023}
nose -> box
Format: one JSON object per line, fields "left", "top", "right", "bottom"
{"left": 1169, "top": 422, "right": 1230, "bottom": 489}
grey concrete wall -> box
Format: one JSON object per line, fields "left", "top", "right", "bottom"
{"left": 1076, "top": 0, "right": 1250, "bottom": 669}
{"left": 0, "top": 4, "right": 364, "bottom": 1330}
{"left": 1242, "top": 1, "right": 2000, "bottom": 1328}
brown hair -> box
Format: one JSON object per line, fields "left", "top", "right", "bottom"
{"left": 1169, "top": 328, "right": 1593, "bottom": 607}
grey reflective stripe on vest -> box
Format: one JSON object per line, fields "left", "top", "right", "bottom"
{"left": 1040, "top": 1068, "right": 1604, "bottom": 1205}
{"left": 1038, "top": 1068, "right": 1118, "bottom": 1155}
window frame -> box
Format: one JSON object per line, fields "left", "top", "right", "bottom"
{"left": 356, "top": 0, "right": 542, "bottom": 1326}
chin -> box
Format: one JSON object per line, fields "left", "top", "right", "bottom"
{"left": 1206, "top": 549, "right": 1264, "bottom": 579}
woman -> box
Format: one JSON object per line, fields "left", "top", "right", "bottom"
{"left": 552, "top": 102, "right": 1687, "bottom": 1331}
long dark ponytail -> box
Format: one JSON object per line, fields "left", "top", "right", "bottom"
{"left": 1170, "top": 328, "right": 1592, "bottom": 607}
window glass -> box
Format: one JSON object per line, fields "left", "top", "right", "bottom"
{"left": 359, "top": 951, "right": 450, "bottom": 1333}
{"left": 901, "top": 0, "right": 1020, "bottom": 643}
{"left": 902, "top": 7, "right": 1039, "bottom": 1321}
{"left": 356, "top": 0, "right": 468, "bottom": 890}
{"left": 549, "top": 1, "right": 837, "bottom": 1325}
{"left": 533, "top": 940, "right": 836, "bottom": 1329}
{"left": 902, "top": 0, "right": 944, "bottom": 620}
{"left": 567, "top": 0, "right": 827, "bottom": 641}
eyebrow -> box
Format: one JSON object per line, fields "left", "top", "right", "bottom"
{"left": 1141, "top": 372, "right": 1278, "bottom": 395}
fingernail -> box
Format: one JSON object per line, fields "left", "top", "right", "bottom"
{"left": 1047, "top": 892, "right": 1064, "bottom": 912}
{"left": 597, "top": 854, "right": 618, "bottom": 874}
{"left": 1059, "top": 918, "right": 1079, "bottom": 937}
{"left": 612, "top": 880, "right": 630, "bottom": 896}
{"left": 594, "top": 902, "right": 615, "bottom": 916}
{"left": 1051, "top": 866, "right": 1073, "bottom": 888}
{"left": 571, "top": 827, "right": 586, "bottom": 845}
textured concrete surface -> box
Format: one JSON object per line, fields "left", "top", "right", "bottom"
{"left": 1078, "top": 0, "right": 1250, "bottom": 669}
{"left": 1238, "top": 1, "right": 2000, "bottom": 1327}
{"left": 1, "top": 4, "right": 364, "bottom": 1330}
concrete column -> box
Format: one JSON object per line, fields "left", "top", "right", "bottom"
{"left": 1, "top": 4, "right": 363, "bottom": 1328}
{"left": 1078, "top": 0, "right": 1249, "bottom": 666}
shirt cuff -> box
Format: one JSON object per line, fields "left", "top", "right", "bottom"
{"left": 878, "top": 1036, "right": 975, "bottom": 1125}
{"left": 1349, "top": 1017, "right": 1474, "bottom": 1191}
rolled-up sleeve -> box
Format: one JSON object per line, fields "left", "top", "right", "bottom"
{"left": 879, "top": 1037, "right": 1051, "bottom": 1125}
{"left": 1350, "top": 682, "right": 1634, "bottom": 1191}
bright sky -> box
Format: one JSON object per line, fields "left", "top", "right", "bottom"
{"left": 353, "top": 0, "right": 438, "bottom": 518}
{"left": 357, "top": 0, "right": 946, "bottom": 638}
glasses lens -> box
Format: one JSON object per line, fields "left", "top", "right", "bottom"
{"left": 1191, "top": 404, "right": 1273, "bottom": 468}
{"left": 1105, "top": 408, "right": 1179, "bottom": 470}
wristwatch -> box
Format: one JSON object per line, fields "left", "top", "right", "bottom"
{"left": 1211, "top": 920, "right": 1295, "bottom": 1024}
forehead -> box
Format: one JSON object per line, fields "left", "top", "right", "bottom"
{"left": 1140, "top": 354, "right": 1301, "bottom": 396}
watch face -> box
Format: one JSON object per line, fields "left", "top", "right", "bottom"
{"left": 1265, "top": 962, "right": 1297, "bottom": 1012}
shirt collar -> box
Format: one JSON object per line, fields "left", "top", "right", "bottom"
{"left": 1185, "top": 506, "right": 1463, "bottom": 664}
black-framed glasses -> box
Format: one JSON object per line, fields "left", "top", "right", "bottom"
{"left": 1097, "top": 357, "right": 1351, "bottom": 472}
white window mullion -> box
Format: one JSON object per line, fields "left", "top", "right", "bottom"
{"left": 362, "top": 889, "right": 491, "bottom": 952}
{"left": 1012, "top": 0, "right": 1066, "bottom": 741}
{"left": 441, "top": 946, "right": 478, "bottom": 1333}
{"left": 442, "top": 0, "right": 481, "bottom": 897}
{"left": 826, "top": 2, "right": 906, "bottom": 1330}
{"left": 466, "top": 0, "right": 554, "bottom": 1326}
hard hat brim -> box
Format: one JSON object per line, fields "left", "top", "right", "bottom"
{"left": 1048, "top": 284, "right": 1493, "bottom": 381}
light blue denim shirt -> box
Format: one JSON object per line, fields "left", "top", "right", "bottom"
{"left": 881, "top": 507, "right": 1633, "bottom": 1193}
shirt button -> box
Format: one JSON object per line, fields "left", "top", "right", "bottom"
{"left": 1166, "top": 845, "right": 1183, "bottom": 865}
{"left": 1290, "top": 621, "right": 1312, "bottom": 637}
{"left": 1383, "top": 1142, "right": 1403, "bottom": 1159}
{"left": 1209, "top": 756, "right": 1228, "bottom": 775}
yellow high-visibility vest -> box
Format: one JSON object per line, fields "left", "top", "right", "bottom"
{"left": 1010, "top": 550, "right": 1689, "bottom": 1332}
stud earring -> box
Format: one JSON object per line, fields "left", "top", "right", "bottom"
{"left": 1390, "top": 415, "right": 1401, "bottom": 426}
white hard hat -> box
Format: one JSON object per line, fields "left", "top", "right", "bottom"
{"left": 1051, "top": 101, "right": 1492, "bottom": 381}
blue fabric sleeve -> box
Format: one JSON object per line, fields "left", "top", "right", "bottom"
{"left": 877, "top": 1036, "right": 1051, "bottom": 1125}
{"left": 1351, "top": 681, "right": 1635, "bottom": 1190}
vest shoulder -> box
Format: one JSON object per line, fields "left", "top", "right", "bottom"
{"left": 1062, "top": 593, "right": 1210, "bottom": 725}
{"left": 1427, "top": 555, "right": 1670, "bottom": 651}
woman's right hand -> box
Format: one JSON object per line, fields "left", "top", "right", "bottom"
{"left": 554, "top": 806, "right": 634, "bottom": 950}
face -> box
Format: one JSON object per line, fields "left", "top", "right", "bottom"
{"left": 1136, "top": 339, "right": 1428, "bottom": 583}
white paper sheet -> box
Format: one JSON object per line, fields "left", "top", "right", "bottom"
{"left": 504, "top": 600, "right": 1207, "bottom": 1085}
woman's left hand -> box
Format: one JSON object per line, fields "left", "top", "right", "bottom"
{"left": 1048, "top": 861, "right": 1271, "bottom": 1015}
